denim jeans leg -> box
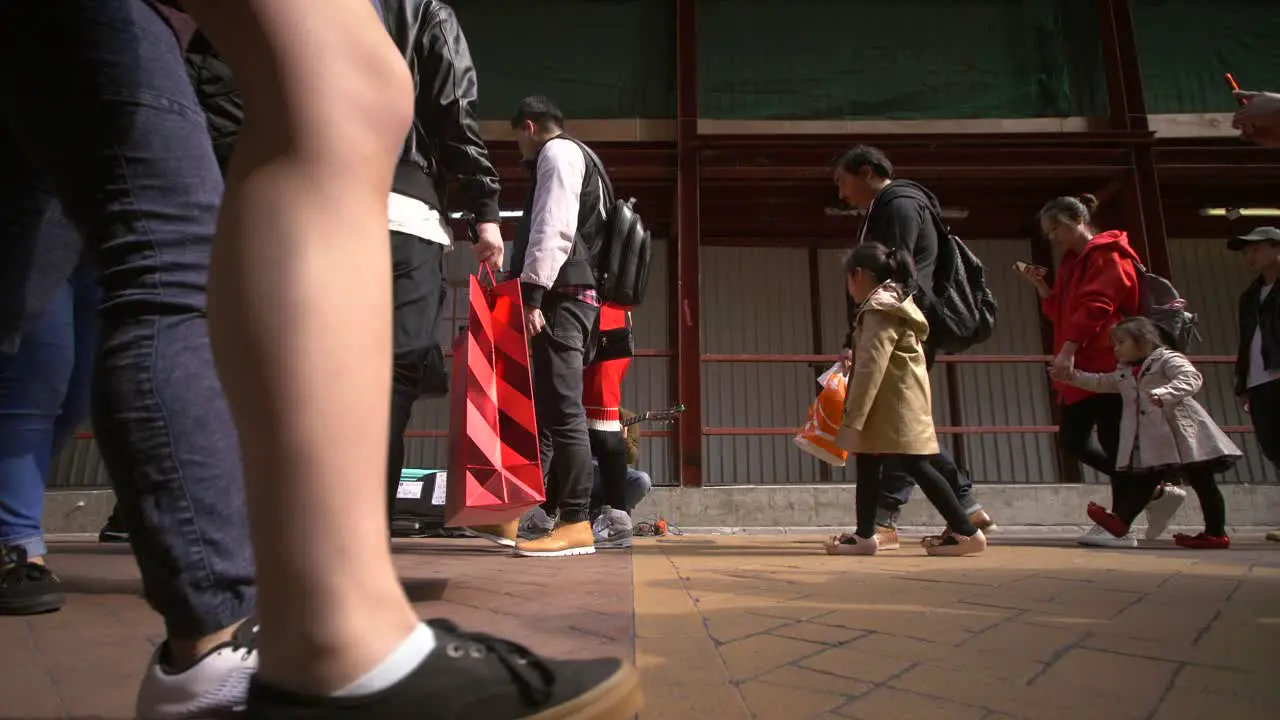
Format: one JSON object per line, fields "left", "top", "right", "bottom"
{"left": 0, "top": 280, "right": 74, "bottom": 560}
{"left": 0, "top": 0, "right": 254, "bottom": 638}
{"left": 623, "top": 468, "right": 652, "bottom": 513}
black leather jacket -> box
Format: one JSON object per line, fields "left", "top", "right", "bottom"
{"left": 1235, "top": 276, "right": 1280, "bottom": 396}
{"left": 381, "top": 0, "right": 500, "bottom": 222}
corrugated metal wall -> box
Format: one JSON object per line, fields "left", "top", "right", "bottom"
{"left": 42, "top": 235, "right": 1279, "bottom": 489}
{"left": 699, "top": 240, "right": 1051, "bottom": 486}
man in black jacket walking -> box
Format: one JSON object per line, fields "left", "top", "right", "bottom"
{"left": 834, "top": 145, "right": 994, "bottom": 548}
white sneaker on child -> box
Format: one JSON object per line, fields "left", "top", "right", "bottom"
{"left": 1077, "top": 524, "right": 1137, "bottom": 548}
{"left": 1143, "top": 483, "right": 1187, "bottom": 540}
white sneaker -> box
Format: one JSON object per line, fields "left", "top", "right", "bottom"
{"left": 1077, "top": 524, "right": 1137, "bottom": 548}
{"left": 591, "top": 507, "right": 633, "bottom": 549}
{"left": 135, "top": 619, "right": 258, "bottom": 719}
{"left": 1143, "top": 483, "right": 1187, "bottom": 540}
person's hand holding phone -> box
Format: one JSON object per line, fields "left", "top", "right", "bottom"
{"left": 1013, "top": 261, "right": 1051, "bottom": 298}
{"left": 1231, "top": 83, "right": 1280, "bottom": 147}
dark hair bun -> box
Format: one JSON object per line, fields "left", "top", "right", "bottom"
{"left": 1077, "top": 193, "right": 1099, "bottom": 213}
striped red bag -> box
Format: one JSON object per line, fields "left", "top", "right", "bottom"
{"left": 445, "top": 266, "right": 545, "bottom": 527}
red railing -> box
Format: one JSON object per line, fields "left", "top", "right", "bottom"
{"left": 698, "top": 353, "right": 1252, "bottom": 435}
{"left": 69, "top": 353, "right": 1249, "bottom": 441}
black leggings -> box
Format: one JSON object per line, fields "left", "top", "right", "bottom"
{"left": 856, "top": 454, "right": 978, "bottom": 538}
{"left": 1059, "top": 394, "right": 1126, "bottom": 506}
{"left": 590, "top": 428, "right": 629, "bottom": 512}
{"left": 1113, "top": 468, "right": 1227, "bottom": 537}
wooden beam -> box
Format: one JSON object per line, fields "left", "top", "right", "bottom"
{"left": 674, "top": 0, "right": 702, "bottom": 489}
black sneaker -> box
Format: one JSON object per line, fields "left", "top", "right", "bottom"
{"left": 244, "top": 619, "right": 642, "bottom": 719}
{"left": 0, "top": 546, "right": 65, "bottom": 615}
{"left": 99, "top": 507, "right": 129, "bottom": 543}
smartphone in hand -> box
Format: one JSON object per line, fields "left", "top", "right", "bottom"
{"left": 1013, "top": 261, "right": 1046, "bottom": 277}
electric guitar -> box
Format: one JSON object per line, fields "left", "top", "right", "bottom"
{"left": 622, "top": 403, "right": 686, "bottom": 428}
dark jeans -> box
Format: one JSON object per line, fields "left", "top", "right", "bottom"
{"left": 385, "top": 232, "right": 446, "bottom": 518}
{"left": 0, "top": 1, "right": 253, "bottom": 638}
{"left": 589, "top": 465, "right": 653, "bottom": 516}
{"left": 531, "top": 293, "right": 599, "bottom": 524}
{"left": 1059, "top": 393, "right": 1125, "bottom": 506}
{"left": 1249, "top": 378, "right": 1280, "bottom": 469}
{"left": 0, "top": 259, "right": 97, "bottom": 559}
{"left": 856, "top": 453, "right": 977, "bottom": 539}
{"left": 876, "top": 343, "right": 977, "bottom": 526}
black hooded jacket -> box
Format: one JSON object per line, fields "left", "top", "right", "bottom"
{"left": 844, "top": 179, "right": 943, "bottom": 349}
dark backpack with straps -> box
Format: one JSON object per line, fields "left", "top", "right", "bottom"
{"left": 1133, "top": 263, "right": 1200, "bottom": 352}
{"left": 562, "top": 138, "right": 653, "bottom": 307}
{"left": 921, "top": 206, "right": 999, "bottom": 354}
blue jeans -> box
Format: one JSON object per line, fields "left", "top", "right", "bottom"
{"left": 589, "top": 464, "right": 653, "bottom": 514}
{"left": 0, "top": 256, "right": 96, "bottom": 559}
{"left": 0, "top": 1, "right": 254, "bottom": 638}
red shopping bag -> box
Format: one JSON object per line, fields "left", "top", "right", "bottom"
{"left": 445, "top": 266, "right": 545, "bottom": 527}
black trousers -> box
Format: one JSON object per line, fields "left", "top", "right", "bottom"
{"left": 1249, "top": 378, "right": 1280, "bottom": 470}
{"left": 385, "top": 231, "right": 446, "bottom": 519}
{"left": 530, "top": 293, "right": 600, "bottom": 524}
{"left": 857, "top": 454, "right": 977, "bottom": 539}
{"left": 1112, "top": 467, "right": 1227, "bottom": 537}
{"left": 877, "top": 342, "right": 976, "bottom": 523}
{"left": 1059, "top": 393, "right": 1126, "bottom": 507}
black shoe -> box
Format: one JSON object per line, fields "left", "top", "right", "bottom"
{"left": 98, "top": 510, "right": 129, "bottom": 543}
{"left": 244, "top": 619, "right": 642, "bottom": 719}
{"left": 0, "top": 546, "right": 65, "bottom": 615}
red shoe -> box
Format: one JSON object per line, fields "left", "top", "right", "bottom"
{"left": 1173, "top": 532, "right": 1230, "bottom": 550}
{"left": 1087, "top": 502, "right": 1130, "bottom": 538}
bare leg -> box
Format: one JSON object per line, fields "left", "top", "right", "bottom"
{"left": 183, "top": 0, "right": 417, "bottom": 693}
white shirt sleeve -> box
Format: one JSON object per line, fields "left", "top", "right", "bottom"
{"left": 521, "top": 138, "right": 586, "bottom": 289}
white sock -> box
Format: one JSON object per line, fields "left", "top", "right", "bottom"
{"left": 331, "top": 623, "right": 436, "bottom": 698}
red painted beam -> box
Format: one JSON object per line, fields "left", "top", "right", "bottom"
{"left": 674, "top": 0, "right": 702, "bottom": 489}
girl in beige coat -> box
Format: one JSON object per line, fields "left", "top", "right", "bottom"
{"left": 826, "top": 243, "right": 987, "bottom": 557}
{"left": 1053, "top": 317, "right": 1240, "bottom": 549}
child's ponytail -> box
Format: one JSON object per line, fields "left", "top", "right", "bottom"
{"left": 845, "top": 242, "right": 918, "bottom": 293}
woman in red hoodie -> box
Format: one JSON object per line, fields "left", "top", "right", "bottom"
{"left": 1020, "top": 194, "right": 1146, "bottom": 546}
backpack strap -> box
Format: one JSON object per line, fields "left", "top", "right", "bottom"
{"left": 558, "top": 136, "right": 616, "bottom": 207}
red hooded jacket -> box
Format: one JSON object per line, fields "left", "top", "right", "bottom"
{"left": 1042, "top": 230, "right": 1142, "bottom": 405}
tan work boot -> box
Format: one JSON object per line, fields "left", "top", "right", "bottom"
{"left": 1267, "top": 529, "right": 1280, "bottom": 542}
{"left": 513, "top": 520, "right": 596, "bottom": 557}
{"left": 874, "top": 526, "right": 900, "bottom": 550}
{"left": 464, "top": 519, "right": 520, "bottom": 548}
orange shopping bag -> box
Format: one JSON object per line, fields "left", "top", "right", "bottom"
{"left": 445, "top": 266, "right": 546, "bottom": 527}
{"left": 793, "top": 362, "right": 849, "bottom": 466}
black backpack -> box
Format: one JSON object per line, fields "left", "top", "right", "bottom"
{"left": 1133, "top": 263, "right": 1200, "bottom": 351}
{"left": 563, "top": 139, "right": 653, "bottom": 307}
{"left": 921, "top": 206, "right": 998, "bottom": 354}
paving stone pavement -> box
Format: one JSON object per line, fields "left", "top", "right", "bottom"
{"left": 3, "top": 534, "right": 1277, "bottom": 719}
{"left": 632, "top": 534, "right": 1280, "bottom": 720}
{"left": 0, "top": 537, "right": 634, "bottom": 719}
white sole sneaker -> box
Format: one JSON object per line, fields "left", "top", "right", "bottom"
{"left": 135, "top": 621, "right": 258, "bottom": 719}
{"left": 1078, "top": 525, "right": 1137, "bottom": 549}
{"left": 512, "top": 545, "right": 596, "bottom": 558}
